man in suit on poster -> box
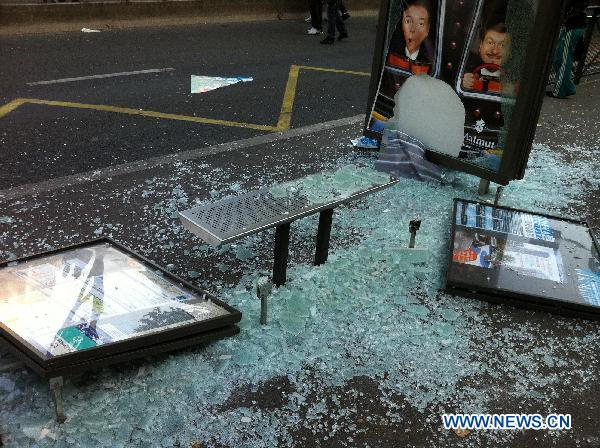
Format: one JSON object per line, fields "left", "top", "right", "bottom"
{"left": 462, "top": 22, "right": 512, "bottom": 95}
{"left": 387, "top": 0, "right": 433, "bottom": 70}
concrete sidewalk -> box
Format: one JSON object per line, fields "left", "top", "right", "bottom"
{"left": 0, "top": 78, "right": 599, "bottom": 446}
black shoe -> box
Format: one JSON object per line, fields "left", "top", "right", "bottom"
{"left": 320, "top": 36, "right": 335, "bottom": 44}
{"left": 337, "top": 32, "right": 348, "bottom": 41}
{"left": 341, "top": 12, "right": 351, "bottom": 20}
{"left": 546, "top": 91, "right": 566, "bottom": 99}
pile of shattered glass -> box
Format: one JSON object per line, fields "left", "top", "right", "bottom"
{"left": 1, "top": 137, "right": 599, "bottom": 448}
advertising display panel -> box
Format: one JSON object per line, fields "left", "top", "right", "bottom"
{"left": 0, "top": 239, "right": 241, "bottom": 377}
{"left": 365, "top": 0, "right": 566, "bottom": 184}
{"left": 446, "top": 199, "right": 600, "bottom": 319}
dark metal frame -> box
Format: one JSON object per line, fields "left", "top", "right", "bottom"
{"left": 445, "top": 198, "right": 600, "bottom": 320}
{"left": 575, "top": 6, "right": 600, "bottom": 83}
{"left": 364, "top": 0, "right": 568, "bottom": 185}
{"left": 0, "top": 238, "right": 241, "bottom": 379}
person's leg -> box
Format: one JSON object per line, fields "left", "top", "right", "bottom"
{"left": 320, "top": 0, "right": 337, "bottom": 43}
{"left": 564, "top": 28, "right": 585, "bottom": 96}
{"left": 339, "top": 0, "right": 350, "bottom": 19}
{"left": 551, "top": 27, "right": 565, "bottom": 95}
{"left": 336, "top": 2, "right": 348, "bottom": 39}
{"left": 309, "top": 0, "right": 322, "bottom": 32}
{"left": 339, "top": 0, "right": 347, "bottom": 14}
{"left": 326, "top": 0, "right": 337, "bottom": 38}
{"left": 553, "top": 27, "right": 583, "bottom": 98}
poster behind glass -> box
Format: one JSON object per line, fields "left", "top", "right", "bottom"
{"left": 365, "top": 0, "right": 542, "bottom": 180}
{"left": 0, "top": 242, "right": 234, "bottom": 362}
{"left": 447, "top": 199, "right": 600, "bottom": 317}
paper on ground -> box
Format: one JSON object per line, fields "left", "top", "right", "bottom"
{"left": 191, "top": 75, "right": 253, "bottom": 94}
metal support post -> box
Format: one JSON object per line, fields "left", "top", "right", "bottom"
{"left": 256, "top": 277, "right": 272, "bottom": 325}
{"left": 409, "top": 219, "right": 421, "bottom": 248}
{"left": 314, "top": 208, "right": 334, "bottom": 266}
{"left": 494, "top": 186, "right": 504, "bottom": 206}
{"left": 49, "top": 376, "right": 66, "bottom": 423}
{"left": 273, "top": 223, "right": 290, "bottom": 286}
{"left": 478, "top": 179, "right": 490, "bottom": 195}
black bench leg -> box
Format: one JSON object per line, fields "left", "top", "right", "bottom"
{"left": 314, "top": 208, "right": 334, "bottom": 266}
{"left": 273, "top": 223, "right": 290, "bottom": 286}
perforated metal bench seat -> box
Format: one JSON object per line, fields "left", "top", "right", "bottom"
{"left": 179, "top": 170, "right": 398, "bottom": 285}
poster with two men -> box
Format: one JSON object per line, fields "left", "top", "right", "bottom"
{"left": 365, "top": 0, "right": 564, "bottom": 184}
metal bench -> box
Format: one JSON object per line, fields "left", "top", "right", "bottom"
{"left": 179, "top": 169, "right": 399, "bottom": 286}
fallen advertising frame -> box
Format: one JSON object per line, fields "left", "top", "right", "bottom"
{"left": 364, "top": 0, "right": 567, "bottom": 185}
{"left": 446, "top": 198, "right": 600, "bottom": 320}
{"left": 0, "top": 238, "right": 241, "bottom": 379}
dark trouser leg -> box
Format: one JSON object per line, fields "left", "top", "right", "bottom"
{"left": 309, "top": 0, "right": 322, "bottom": 30}
{"left": 553, "top": 27, "right": 585, "bottom": 97}
{"left": 314, "top": 208, "right": 334, "bottom": 265}
{"left": 335, "top": 7, "right": 347, "bottom": 35}
{"left": 273, "top": 223, "right": 290, "bottom": 286}
{"left": 339, "top": 0, "right": 347, "bottom": 15}
{"left": 326, "top": 0, "right": 339, "bottom": 38}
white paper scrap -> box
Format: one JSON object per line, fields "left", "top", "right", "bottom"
{"left": 191, "top": 75, "right": 253, "bottom": 94}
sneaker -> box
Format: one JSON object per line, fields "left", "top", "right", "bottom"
{"left": 307, "top": 27, "right": 323, "bottom": 35}
{"left": 304, "top": 16, "right": 312, "bottom": 23}
{"left": 337, "top": 32, "right": 348, "bottom": 41}
{"left": 341, "top": 12, "right": 351, "bottom": 20}
{"left": 320, "top": 36, "right": 335, "bottom": 44}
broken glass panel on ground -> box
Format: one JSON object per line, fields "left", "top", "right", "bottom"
{"left": 447, "top": 199, "right": 600, "bottom": 319}
{"left": 0, "top": 239, "right": 240, "bottom": 381}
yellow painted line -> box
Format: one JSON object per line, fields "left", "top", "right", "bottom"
{"left": 0, "top": 98, "right": 27, "bottom": 118}
{"left": 1, "top": 65, "right": 370, "bottom": 132}
{"left": 274, "top": 65, "right": 370, "bottom": 131}
{"left": 19, "top": 98, "right": 278, "bottom": 132}
{"left": 298, "top": 65, "right": 371, "bottom": 77}
{"left": 276, "top": 65, "right": 301, "bottom": 132}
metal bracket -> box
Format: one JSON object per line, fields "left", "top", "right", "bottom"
{"left": 494, "top": 186, "right": 504, "bottom": 206}
{"left": 409, "top": 219, "right": 422, "bottom": 248}
{"left": 478, "top": 179, "right": 491, "bottom": 195}
{"left": 256, "top": 277, "right": 272, "bottom": 325}
{"left": 49, "top": 376, "right": 66, "bottom": 423}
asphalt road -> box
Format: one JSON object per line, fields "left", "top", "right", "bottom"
{"left": 0, "top": 17, "right": 376, "bottom": 190}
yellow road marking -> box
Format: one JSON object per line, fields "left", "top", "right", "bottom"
{"left": 298, "top": 65, "right": 371, "bottom": 77}
{"left": 0, "top": 98, "right": 27, "bottom": 119}
{"left": 20, "top": 98, "right": 278, "bottom": 132}
{"left": 1, "top": 65, "right": 370, "bottom": 132}
{"left": 276, "top": 65, "right": 301, "bottom": 132}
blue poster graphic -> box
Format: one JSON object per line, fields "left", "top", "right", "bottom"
{"left": 455, "top": 201, "right": 554, "bottom": 242}
{"left": 575, "top": 269, "right": 600, "bottom": 307}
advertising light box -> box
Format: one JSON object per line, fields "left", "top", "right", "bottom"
{"left": 446, "top": 199, "right": 600, "bottom": 320}
{"left": 0, "top": 239, "right": 241, "bottom": 377}
{"left": 364, "top": 0, "right": 566, "bottom": 184}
